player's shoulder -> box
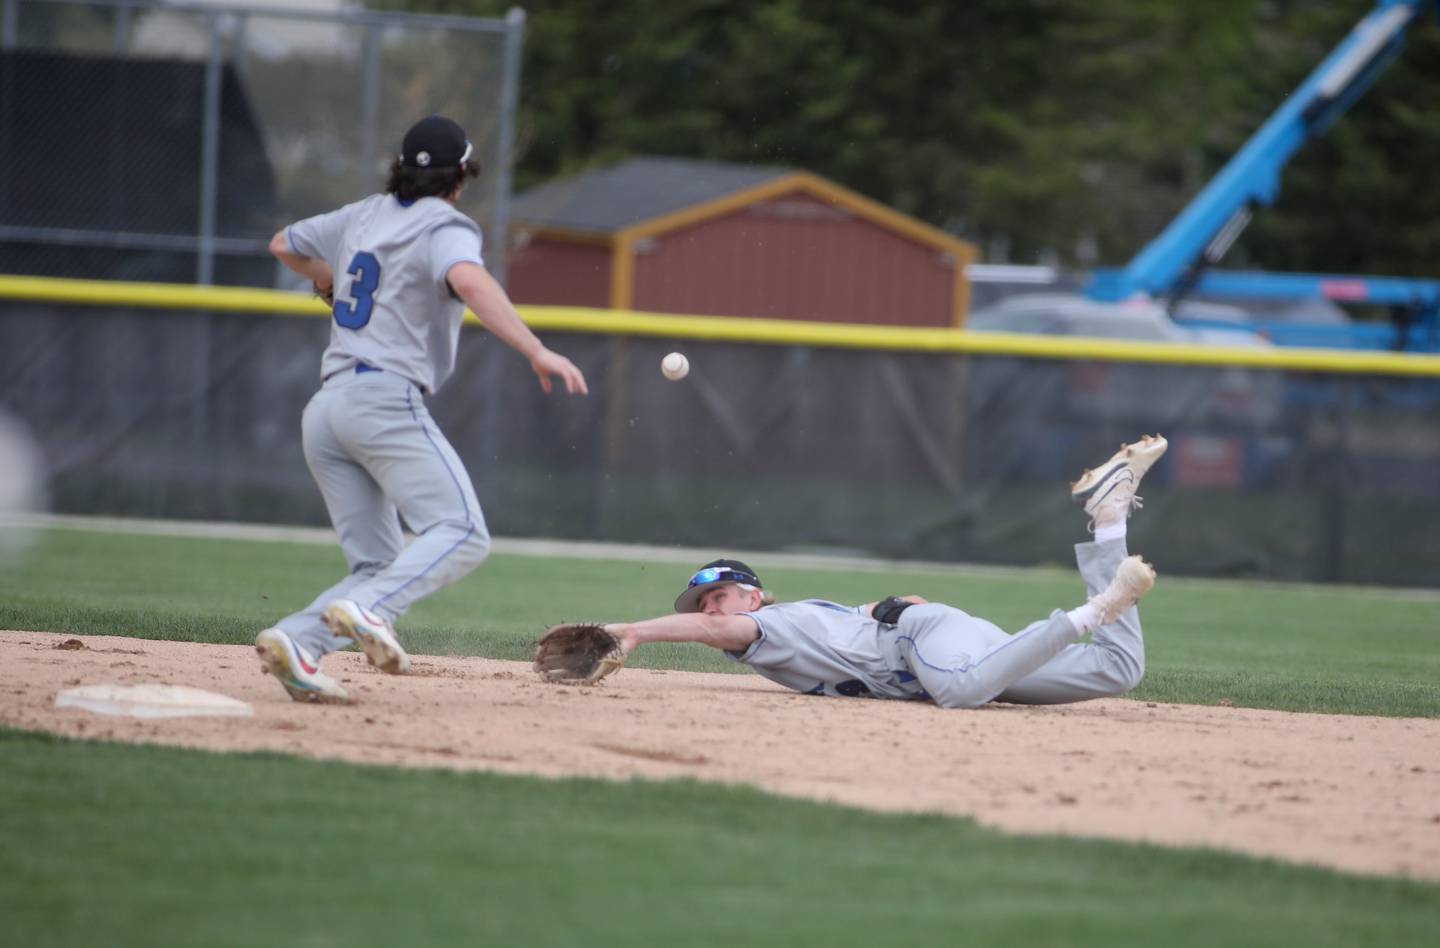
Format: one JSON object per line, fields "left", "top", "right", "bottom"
{"left": 292, "top": 193, "right": 379, "bottom": 228}
{"left": 760, "top": 593, "right": 858, "bottom": 616}
{"left": 778, "top": 599, "right": 858, "bottom": 615}
{"left": 341, "top": 193, "right": 389, "bottom": 215}
{"left": 404, "top": 196, "right": 480, "bottom": 232}
{"left": 312, "top": 193, "right": 387, "bottom": 230}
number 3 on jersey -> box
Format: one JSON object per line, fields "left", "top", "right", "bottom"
{"left": 333, "top": 251, "right": 381, "bottom": 329}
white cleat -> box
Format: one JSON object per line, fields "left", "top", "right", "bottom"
{"left": 323, "top": 599, "right": 410, "bottom": 675}
{"left": 1089, "top": 555, "right": 1157, "bottom": 624}
{"left": 255, "top": 628, "right": 349, "bottom": 704}
{"left": 1070, "top": 434, "right": 1168, "bottom": 531}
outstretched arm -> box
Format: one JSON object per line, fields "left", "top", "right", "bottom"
{"left": 608, "top": 612, "right": 760, "bottom": 656}
{"left": 446, "top": 261, "right": 588, "bottom": 395}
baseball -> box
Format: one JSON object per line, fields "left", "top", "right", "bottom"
{"left": 661, "top": 352, "right": 690, "bottom": 381}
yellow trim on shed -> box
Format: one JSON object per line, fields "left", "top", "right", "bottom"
{"left": 601, "top": 171, "right": 978, "bottom": 326}
{"left": 609, "top": 233, "right": 635, "bottom": 310}
{"left": 952, "top": 262, "right": 973, "bottom": 328}
{"left": 621, "top": 172, "right": 965, "bottom": 251}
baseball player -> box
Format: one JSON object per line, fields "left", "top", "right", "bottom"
{"left": 256, "top": 115, "right": 588, "bottom": 703}
{"left": 603, "top": 435, "right": 1167, "bottom": 708}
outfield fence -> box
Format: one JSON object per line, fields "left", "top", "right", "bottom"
{"left": 3, "top": 276, "right": 1439, "bottom": 587}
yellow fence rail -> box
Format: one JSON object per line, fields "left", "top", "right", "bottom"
{"left": 5, "top": 273, "right": 1440, "bottom": 377}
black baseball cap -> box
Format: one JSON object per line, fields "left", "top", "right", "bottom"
{"left": 673, "top": 558, "right": 763, "bottom": 613}
{"left": 400, "top": 115, "right": 473, "bottom": 169}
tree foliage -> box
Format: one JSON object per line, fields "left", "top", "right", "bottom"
{"left": 396, "top": 0, "right": 1440, "bottom": 277}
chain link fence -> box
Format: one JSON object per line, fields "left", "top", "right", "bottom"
{"left": 0, "top": 0, "right": 523, "bottom": 286}
{"left": 4, "top": 294, "right": 1440, "bottom": 587}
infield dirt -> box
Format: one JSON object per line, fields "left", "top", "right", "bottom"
{"left": 4, "top": 629, "right": 1438, "bottom": 881}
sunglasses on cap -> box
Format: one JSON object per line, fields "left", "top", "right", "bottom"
{"left": 686, "top": 566, "right": 760, "bottom": 589}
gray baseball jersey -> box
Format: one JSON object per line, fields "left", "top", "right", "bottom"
{"left": 286, "top": 194, "right": 483, "bottom": 394}
{"left": 730, "top": 600, "right": 930, "bottom": 700}
{"left": 728, "top": 540, "right": 1146, "bottom": 708}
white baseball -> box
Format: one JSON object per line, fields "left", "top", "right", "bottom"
{"left": 661, "top": 352, "right": 690, "bottom": 381}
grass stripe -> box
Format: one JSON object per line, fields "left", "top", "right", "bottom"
{"left": 2, "top": 527, "right": 1437, "bottom": 716}
{"left": 2, "top": 727, "right": 1436, "bottom": 947}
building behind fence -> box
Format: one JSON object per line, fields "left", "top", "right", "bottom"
{"left": 0, "top": 0, "right": 524, "bottom": 287}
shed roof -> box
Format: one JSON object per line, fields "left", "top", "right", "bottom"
{"left": 512, "top": 156, "right": 791, "bottom": 234}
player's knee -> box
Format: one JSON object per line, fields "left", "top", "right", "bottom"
{"left": 1104, "top": 646, "right": 1145, "bottom": 694}
{"left": 1075, "top": 637, "right": 1145, "bottom": 697}
{"left": 1090, "top": 660, "right": 1144, "bottom": 698}
{"left": 933, "top": 692, "right": 989, "bottom": 710}
{"left": 456, "top": 521, "right": 491, "bottom": 569}
{"left": 1114, "top": 655, "right": 1145, "bottom": 693}
{"left": 927, "top": 679, "right": 992, "bottom": 710}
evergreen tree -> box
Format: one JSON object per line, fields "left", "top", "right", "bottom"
{"left": 395, "top": 0, "right": 1438, "bottom": 279}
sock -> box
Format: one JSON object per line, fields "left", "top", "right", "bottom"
{"left": 1093, "top": 520, "right": 1126, "bottom": 543}
{"left": 1065, "top": 602, "right": 1101, "bottom": 636}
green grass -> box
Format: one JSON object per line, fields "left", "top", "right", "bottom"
{"left": 3, "top": 526, "right": 1439, "bottom": 941}
{"left": 2, "top": 727, "right": 1436, "bottom": 948}
{"left": 2, "top": 526, "right": 1437, "bottom": 717}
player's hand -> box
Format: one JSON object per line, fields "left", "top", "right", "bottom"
{"left": 861, "top": 594, "right": 929, "bottom": 614}
{"left": 609, "top": 623, "right": 639, "bottom": 656}
{"left": 530, "top": 348, "right": 589, "bottom": 395}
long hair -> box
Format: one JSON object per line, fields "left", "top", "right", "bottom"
{"left": 737, "top": 584, "right": 777, "bottom": 607}
{"left": 384, "top": 158, "right": 481, "bottom": 202}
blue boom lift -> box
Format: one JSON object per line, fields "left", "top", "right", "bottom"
{"left": 1086, "top": 0, "right": 1438, "bottom": 350}
{"left": 1186, "top": 269, "right": 1440, "bottom": 351}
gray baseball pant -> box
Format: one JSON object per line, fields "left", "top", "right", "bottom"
{"left": 276, "top": 369, "right": 491, "bottom": 658}
{"left": 895, "top": 539, "right": 1143, "bottom": 708}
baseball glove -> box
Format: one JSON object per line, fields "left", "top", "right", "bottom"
{"left": 314, "top": 282, "right": 335, "bottom": 308}
{"left": 533, "top": 623, "right": 626, "bottom": 685}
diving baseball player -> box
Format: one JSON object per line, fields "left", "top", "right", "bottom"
{"left": 603, "top": 435, "right": 1167, "bottom": 708}
{"left": 256, "top": 115, "right": 589, "bottom": 703}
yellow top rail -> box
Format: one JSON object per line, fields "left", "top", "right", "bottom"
{"left": 5, "top": 273, "right": 1440, "bottom": 377}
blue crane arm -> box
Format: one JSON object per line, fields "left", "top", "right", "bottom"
{"left": 1186, "top": 269, "right": 1440, "bottom": 351}
{"left": 1193, "top": 270, "right": 1440, "bottom": 308}
{"left": 1088, "top": 0, "right": 1434, "bottom": 303}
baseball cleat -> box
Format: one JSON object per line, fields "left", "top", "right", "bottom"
{"left": 1070, "top": 434, "right": 1168, "bottom": 531}
{"left": 323, "top": 599, "right": 410, "bottom": 675}
{"left": 255, "top": 628, "right": 349, "bottom": 704}
{"left": 1088, "top": 555, "right": 1156, "bottom": 625}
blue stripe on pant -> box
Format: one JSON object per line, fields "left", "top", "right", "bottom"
{"left": 278, "top": 370, "right": 491, "bottom": 659}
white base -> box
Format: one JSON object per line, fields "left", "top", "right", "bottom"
{"left": 55, "top": 684, "right": 254, "bottom": 719}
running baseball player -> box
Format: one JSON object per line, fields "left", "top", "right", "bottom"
{"left": 256, "top": 115, "right": 588, "bottom": 703}
{"left": 598, "top": 435, "right": 1166, "bottom": 708}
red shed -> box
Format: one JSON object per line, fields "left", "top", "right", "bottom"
{"left": 506, "top": 156, "right": 978, "bottom": 327}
